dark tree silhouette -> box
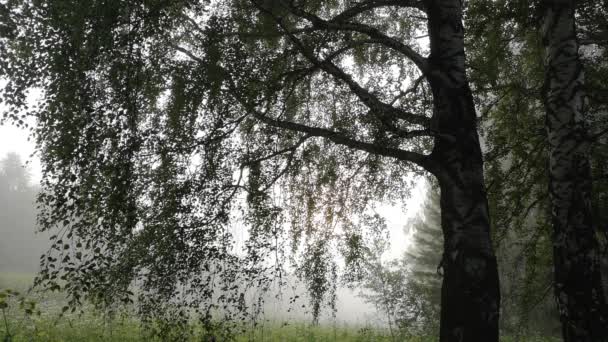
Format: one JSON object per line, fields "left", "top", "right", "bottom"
{"left": 1, "top": 1, "right": 501, "bottom": 339}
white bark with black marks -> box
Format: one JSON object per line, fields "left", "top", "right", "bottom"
{"left": 541, "top": 0, "right": 608, "bottom": 340}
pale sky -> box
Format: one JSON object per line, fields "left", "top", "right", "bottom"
{"left": 0, "top": 123, "right": 42, "bottom": 184}
{"left": 0, "top": 119, "right": 422, "bottom": 259}
{"left": 0, "top": 109, "right": 424, "bottom": 325}
{"left": 0, "top": 9, "right": 434, "bottom": 326}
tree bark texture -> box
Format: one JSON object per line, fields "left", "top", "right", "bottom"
{"left": 426, "top": 1, "right": 500, "bottom": 341}
{"left": 541, "top": 0, "right": 608, "bottom": 340}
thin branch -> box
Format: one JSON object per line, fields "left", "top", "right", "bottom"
{"left": 199, "top": 167, "right": 246, "bottom": 226}
{"left": 485, "top": 138, "right": 545, "bottom": 193}
{"left": 260, "top": 145, "right": 300, "bottom": 193}
{"left": 284, "top": 2, "right": 428, "bottom": 72}
{"left": 389, "top": 128, "right": 433, "bottom": 139}
{"left": 494, "top": 192, "right": 547, "bottom": 247}
{"left": 232, "top": 93, "right": 435, "bottom": 172}
{"left": 476, "top": 92, "right": 508, "bottom": 121}
{"left": 244, "top": 135, "right": 311, "bottom": 166}
{"left": 180, "top": 14, "right": 207, "bottom": 37}
{"left": 259, "top": 8, "right": 429, "bottom": 127}
{"left": 170, "top": 43, "right": 204, "bottom": 64}
{"left": 389, "top": 74, "right": 425, "bottom": 106}
{"left": 277, "top": 60, "right": 431, "bottom": 140}
{"left": 329, "top": 0, "right": 427, "bottom": 23}
{"left": 279, "top": 39, "right": 379, "bottom": 82}
{"left": 321, "top": 39, "right": 377, "bottom": 61}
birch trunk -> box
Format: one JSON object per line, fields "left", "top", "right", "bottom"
{"left": 426, "top": 1, "right": 500, "bottom": 341}
{"left": 541, "top": 0, "right": 608, "bottom": 340}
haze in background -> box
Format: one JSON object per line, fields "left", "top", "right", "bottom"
{"left": 0, "top": 124, "right": 41, "bottom": 184}
{"left": 0, "top": 122, "right": 424, "bottom": 325}
{"left": 0, "top": 151, "right": 47, "bottom": 273}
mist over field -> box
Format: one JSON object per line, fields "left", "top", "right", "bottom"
{"left": 0, "top": 146, "right": 570, "bottom": 341}
{"left": 0, "top": 152, "right": 46, "bottom": 274}
{"left": 0, "top": 149, "right": 391, "bottom": 328}
{"left": 0, "top": 120, "right": 423, "bottom": 330}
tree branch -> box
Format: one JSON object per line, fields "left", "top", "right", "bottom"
{"left": 244, "top": 135, "right": 311, "bottom": 166}
{"left": 169, "top": 43, "right": 204, "bottom": 64}
{"left": 283, "top": 2, "right": 428, "bottom": 72}
{"left": 260, "top": 145, "right": 300, "bottom": 193}
{"left": 485, "top": 139, "right": 544, "bottom": 193}
{"left": 279, "top": 38, "right": 379, "bottom": 83}
{"left": 389, "top": 74, "right": 425, "bottom": 106}
{"left": 329, "top": 0, "right": 427, "bottom": 23}
{"left": 232, "top": 93, "right": 435, "bottom": 172}
{"left": 256, "top": 8, "right": 429, "bottom": 128}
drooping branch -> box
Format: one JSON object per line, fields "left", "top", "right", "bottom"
{"left": 329, "top": 0, "right": 427, "bottom": 23}
{"left": 282, "top": 2, "right": 429, "bottom": 72}
{"left": 285, "top": 30, "right": 428, "bottom": 127}
{"left": 485, "top": 139, "right": 545, "bottom": 193}
{"left": 243, "top": 134, "right": 311, "bottom": 166}
{"left": 232, "top": 91, "right": 436, "bottom": 173}
{"left": 277, "top": 38, "right": 381, "bottom": 84}
{"left": 178, "top": 3, "right": 431, "bottom": 130}
{"left": 169, "top": 41, "right": 429, "bottom": 142}
{"left": 170, "top": 43, "right": 205, "bottom": 64}
{"left": 256, "top": 112, "right": 433, "bottom": 171}
{"left": 254, "top": 6, "right": 429, "bottom": 128}
{"left": 259, "top": 143, "right": 301, "bottom": 193}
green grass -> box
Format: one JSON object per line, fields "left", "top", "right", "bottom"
{"left": 1, "top": 316, "right": 143, "bottom": 342}
{"left": 0, "top": 317, "right": 559, "bottom": 342}
{"left": 233, "top": 322, "right": 400, "bottom": 342}
{"left": 0, "top": 273, "right": 398, "bottom": 341}
{"left": 1, "top": 306, "right": 401, "bottom": 342}
{"left": 0, "top": 273, "right": 560, "bottom": 341}
{"left": 1, "top": 273, "right": 399, "bottom": 341}
{"left": 0, "top": 272, "right": 35, "bottom": 289}
{"left": 0, "top": 317, "right": 416, "bottom": 342}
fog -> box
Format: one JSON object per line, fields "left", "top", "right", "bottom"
{"left": 0, "top": 126, "right": 422, "bottom": 326}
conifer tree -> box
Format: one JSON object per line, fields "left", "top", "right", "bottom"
{"left": 403, "top": 182, "right": 442, "bottom": 332}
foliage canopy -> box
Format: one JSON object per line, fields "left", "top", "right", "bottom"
{"left": 0, "top": 0, "right": 440, "bottom": 331}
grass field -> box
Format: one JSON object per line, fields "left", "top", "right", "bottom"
{"left": 0, "top": 273, "right": 559, "bottom": 341}
{"left": 1, "top": 318, "right": 402, "bottom": 342}
{"left": 0, "top": 272, "right": 404, "bottom": 341}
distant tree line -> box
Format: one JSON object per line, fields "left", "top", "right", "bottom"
{"left": 0, "top": 152, "right": 45, "bottom": 273}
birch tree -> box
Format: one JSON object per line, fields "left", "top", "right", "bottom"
{"left": 1, "top": 0, "right": 500, "bottom": 340}
{"left": 466, "top": 0, "right": 608, "bottom": 339}
{"left": 541, "top": 0, "right": 608, "bottom": 339}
